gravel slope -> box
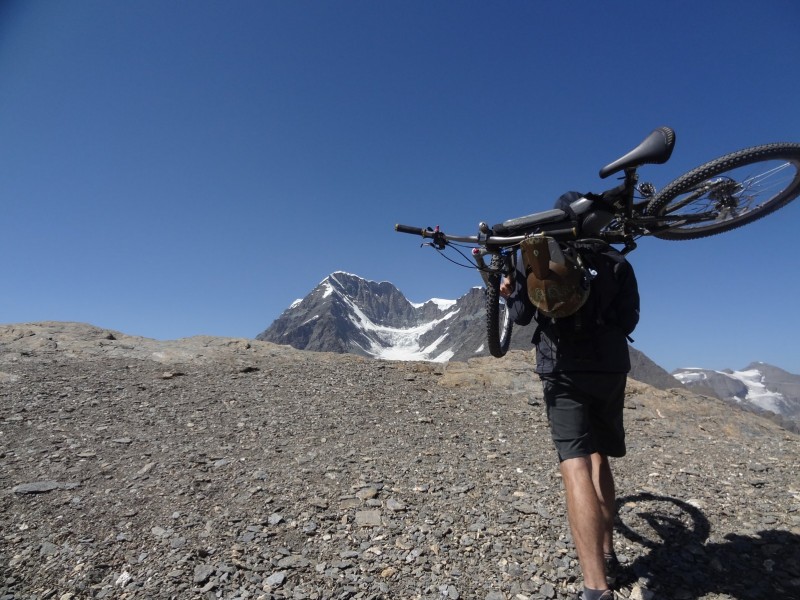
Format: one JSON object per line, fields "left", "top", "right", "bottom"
{"left": 1, "top": 323, "right": 799, "bottom": 600}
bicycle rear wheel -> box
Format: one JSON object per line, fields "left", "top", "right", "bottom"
{"left": 486, "top": 254, "right": 514, "bottom": 358}
{"left": 645, "top": 143, "right": 800, "bottom": 240}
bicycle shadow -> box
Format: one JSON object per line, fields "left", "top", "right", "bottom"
{"left": 615, "top": 493, "right": 800, "bottom": 600}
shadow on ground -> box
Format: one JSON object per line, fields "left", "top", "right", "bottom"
{"left": 615, "top": 493, "right": 800, "bottom": 600}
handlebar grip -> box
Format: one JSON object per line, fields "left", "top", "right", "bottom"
{"left": 395, "top": 224, "right": 426, "bottom": 236}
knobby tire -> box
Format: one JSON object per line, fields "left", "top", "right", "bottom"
{"left": 646, "top": 143, "right": 800, "bottom": 240}
{"left": 486, "top": 255, "right": 514, "bottom": 358}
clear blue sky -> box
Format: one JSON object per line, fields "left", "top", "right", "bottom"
{"left": 2, "top": 1, "right": 799, "bottom": 374}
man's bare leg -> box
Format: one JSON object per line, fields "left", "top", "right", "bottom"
{"left": 590, "top": 453, "right": 616, "bottom": 556}
{"left": 560, "top": 455, "right": 609, "bottom": 591}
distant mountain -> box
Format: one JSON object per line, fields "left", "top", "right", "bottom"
{"left": 258, "top": 272, "right": 479, "bottom": 362}
{"left": 256, "top": 271, "right": 679, "bottom": 391}
{"left": 672, "top": 363, "right": 800, "bottom": 426}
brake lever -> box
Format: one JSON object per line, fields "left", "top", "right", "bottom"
{"left": 426, "top": 226, "right": 446, "bottom": 250}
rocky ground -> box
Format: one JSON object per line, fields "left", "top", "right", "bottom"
{"left": 1, "top": 323, "right": 799, "bottom": 600}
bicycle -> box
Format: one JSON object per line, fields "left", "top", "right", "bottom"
{"left": 395, "top": 127, "right": 800, "bottom": 357}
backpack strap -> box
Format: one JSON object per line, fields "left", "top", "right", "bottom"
{"left": 555, "top": 194, "right": 581, "bottom": 232}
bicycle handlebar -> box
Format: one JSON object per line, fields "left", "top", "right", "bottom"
{"left": 395, "top": 223, "right": 577, "bottom": 247}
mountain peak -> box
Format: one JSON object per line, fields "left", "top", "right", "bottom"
{"left": 324, "top": 271, "right": 391, "bottom": 289}
{"left": 258, "top": 272, "right": 467, "bottom": 362}
{"left": 323, "top": 271, "right": 364, "bottom": 286}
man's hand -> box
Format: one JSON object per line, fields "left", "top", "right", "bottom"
{"left": 499, "top": 276, "right": 514, "bottom": 298}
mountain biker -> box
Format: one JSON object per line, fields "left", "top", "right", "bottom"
{"left": 500, "top": 192, "right": 640, "bottom": 600}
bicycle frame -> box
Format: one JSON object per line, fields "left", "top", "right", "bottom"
{"left": 397, "top": 164, "right": 720, "bottom": 288}
{"left": 398, "top": 190, "right": 623, "bottom": 291}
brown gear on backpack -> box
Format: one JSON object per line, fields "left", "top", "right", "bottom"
{"left": 520, "top": 236, "right": 589, "bottom": 318}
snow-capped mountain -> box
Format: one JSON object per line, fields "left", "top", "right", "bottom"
{"left": 672, "top": 363, "right": 800, "bottom": 422}
{"left": 256, "top": 272, "right": 676, "bottom": 388}
{"left": 257, "top": 272, "right": 483, "bottom": 362}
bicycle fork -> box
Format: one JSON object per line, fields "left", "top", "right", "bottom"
{"left": 473, "top": 247, "right": 517, "bottom": 289}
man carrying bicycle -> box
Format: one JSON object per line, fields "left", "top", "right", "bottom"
{"left": 501, "top": 192, "right": 640, "bottom": 600}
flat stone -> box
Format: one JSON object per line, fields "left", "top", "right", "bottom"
{"left": 13, "top": 481, "right": 62, "bottom": 494}
{"left": 193, "top": 564, "right": 214, "bottom": 584}
{"left": 265, "top": 571, "right": 286, "bottom": 587}
{"left": 355, "top": 510, "right": 382, "bottom": 527}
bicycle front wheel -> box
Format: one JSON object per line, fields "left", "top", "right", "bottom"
{"left": 645, "top": 143, "right": 800, "bottom": 240}
{"left": 486, "top": 254, "right": 514, "bottom": 358}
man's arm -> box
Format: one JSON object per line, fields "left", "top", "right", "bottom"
{"left": 614, "top": 261, "right": 640, "bottom": 336}
{"left": 500, "top": 272, "right": 535, "bottom": 326}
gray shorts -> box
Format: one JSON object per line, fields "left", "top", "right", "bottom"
{"left": 541, "top": 371, "right": 627, "bottom": 462}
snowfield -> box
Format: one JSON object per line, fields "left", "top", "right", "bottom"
{"left": 673, "top": 367, "right": 786, "bottom": 414}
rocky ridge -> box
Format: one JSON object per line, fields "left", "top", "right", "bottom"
{"left": 1, "top": 323, "right": 799, "bottom": 600}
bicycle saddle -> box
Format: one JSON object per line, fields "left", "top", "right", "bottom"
{"left": 599, "top": 127, "right": 676, "bottom": 179}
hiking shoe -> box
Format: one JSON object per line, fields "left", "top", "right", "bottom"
{"left": 605, "top": 552, "right": 621, "bottom": 587}
{"left": 575, "top": 591, "right": 614, "bottom": 600}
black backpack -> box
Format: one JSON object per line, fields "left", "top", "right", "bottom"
{"left": 534, "top": 238, "right": 637, "bottom": 343}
